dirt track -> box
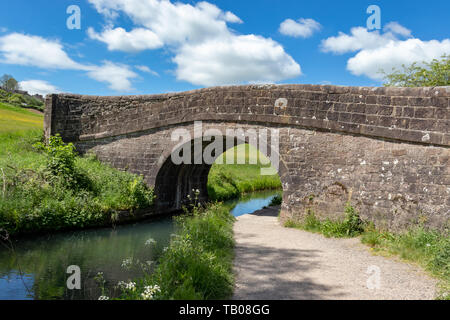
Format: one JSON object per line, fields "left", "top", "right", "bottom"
{"left": 232, "top": 206, "right": 437, "bottom": 300}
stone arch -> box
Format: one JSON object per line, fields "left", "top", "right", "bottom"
{"left": 153, "top": 131, "right": 291, "bottom": 213}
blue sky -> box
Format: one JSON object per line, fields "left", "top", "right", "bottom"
{"left": 0, "top": 0, "right": 448, "bottom": 96}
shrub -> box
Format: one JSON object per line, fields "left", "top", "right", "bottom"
{"left": 34, "top": 134, "right": 78, "bottom": 187}
{"left": 269, "top": 194, "right": 282, "bottom": 206}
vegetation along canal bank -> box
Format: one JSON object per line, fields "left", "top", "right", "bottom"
{"left": 0, "top": 97, "right": 282, "bottom": 300}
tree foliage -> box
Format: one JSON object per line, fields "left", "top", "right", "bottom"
{"left": 382, "top": 55, "right": 450, "bottom": 87}
{"left": 0, "top": 74, "right": 20, "bottom": 92}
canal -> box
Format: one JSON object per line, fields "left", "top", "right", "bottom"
{"left": 0, "top": 190, "right": 280, "bottom": 300}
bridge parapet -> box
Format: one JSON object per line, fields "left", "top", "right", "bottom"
{"left": 45, "top": 84, "right": 449, "bottom": 146}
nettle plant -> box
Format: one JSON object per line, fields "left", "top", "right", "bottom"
{"left": 34, "top": 134, "right": 78, "bottom": 186}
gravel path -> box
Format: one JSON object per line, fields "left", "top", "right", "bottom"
{"left": 232, "top": 206, "right": 437, "bottom": 300}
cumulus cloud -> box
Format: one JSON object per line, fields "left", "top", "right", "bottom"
{"left": 174, "top": 35, "right": 301, "bottom": 86}
{"left": 86, "top": 62, "right": 138, "bottom": 91}
{"left": 88, "top": 0, "right": 237, "bottom": 45}
{"left": 0, "top": 33, "right": 86, "bottom": 70}
{"left": 87, "top": 0, "right": 301, "bottom": 86}
{"left": 0, "top": 33, "right": 138, "bottom": 92}
{"left": 321, "top": 23, "right": 450, "bottom": 80}
{"left": 19, "top": 80, "right": 60, "bottom": 96}
{"left": 279, "top": 18, "right": 322, "bottom": 38}
{"left": 88, "top": 27, "right": 163, "bottom": 52}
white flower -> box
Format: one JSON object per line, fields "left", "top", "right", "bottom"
{"left": 118, "top": 281, "right": 137, "bottom": 292}
{"left": 141, "top": 285, "right": 161, "bottom": 300}
{"left": 145, "top": 238, "right": 157, "bottom": 246}
{"left": 98, "top": 296, "right": 109, "bottom": 300}
{"left": 121, "top": 258, "right": 133, "bottom": 270}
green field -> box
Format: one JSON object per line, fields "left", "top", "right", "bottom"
{"left": 0, "top": 102, "right": 43, "bottom": 133}
{"left": 208, "top": 144, "right": 282, "bottom": 201}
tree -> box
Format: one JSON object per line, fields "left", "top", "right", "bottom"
{"left": 0, "top": 74, "right": 20, "bottom": 92}
{"left": 382, "top": 55, "right": 450, "bottom": 87}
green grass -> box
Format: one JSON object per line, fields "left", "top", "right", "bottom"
{"left": 284, "top": 204, "right": 365, "bottom": 238}
{"left": 208, "top": 144, "right": 282, "bottom": 201}
{"left": 117, "top": 202, "right": 235, "bottom": 300}
{"left": 361, "top": 226, "right": 450, "bottom": 299}
{"left": 0, "top": 102, "right": 43, "bottom": 133}
{"left": 285, "top": 205, "right": 450, "bottom": 299}
{"left": 0, "top": 102, "right": 154, "bottom": 236}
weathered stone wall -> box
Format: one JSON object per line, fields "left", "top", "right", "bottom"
{"left": 45, "top": 84, "right": 449, "bottom": 230}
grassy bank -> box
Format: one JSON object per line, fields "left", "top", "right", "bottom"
{"left": 284, "top": 206, "right": 450, "bottom": 299}
{"left": 0, "top": 102, "right": 154, "bottom": 236}
{"left": 116, "top": 202, "right": 235, "bottom": 300}
{"left": 208, "top": 144, "right": 282, "bottom": 201}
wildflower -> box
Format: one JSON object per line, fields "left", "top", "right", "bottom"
{"left": 145, "top": 238, "right": 157, "bottom": 247}
{"left": 141, "top": 285, "right": 161, "bottom": 300}
{"left": 118, "top": 281, "right": 136, "bottom": 292}
{"left": 121, "top": 258, "right": 133, "bottom": 270}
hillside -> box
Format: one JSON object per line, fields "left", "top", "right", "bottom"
{"left": 0, "top": 102, "right": 44, "bottom": 133}
{"left": 0, "top": 89, "right": 44, "bottom": 112}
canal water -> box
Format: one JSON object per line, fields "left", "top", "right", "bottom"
{"left": 0, "top": 190, "right": 280, "bottom": 300}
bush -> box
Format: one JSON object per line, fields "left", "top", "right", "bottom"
{"left": 34, "top": 134, "right": 78, "bottom": 186}
{"left": 8, "top": 93, "right": 26, "bottom": 106}
{"left": 269, "top": 194, "right": 282, "bottom": 206}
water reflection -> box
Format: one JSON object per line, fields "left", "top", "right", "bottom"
{"left": 226, "top": 190, "right": 281, "bottom": 217}
{"left": 0, "top": 190, "right": 281, "bottom": 300}
{"left": 0, "top": 217, "right": 173, "bottom": 300}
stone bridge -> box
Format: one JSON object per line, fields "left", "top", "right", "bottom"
{"left": 44, "top": 84, "right": 449, "bottom": 231}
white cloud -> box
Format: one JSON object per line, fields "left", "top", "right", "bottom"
{"left": 0, "top": 33, "right": 139, "bottom": 92}
{"left": 321, "top": 27, "right": 396, "bottom": 54}
{"left": 347, "top": 39, "right": 450, "bottom": 80}
{"left": 88, "top": 27, "right": 163, "bottom": 52}
{"left": 19, "top": 80, "right": 60, "bottom": 96}
{"left": 0, "top": 27, "right": 7, "bottom": 33}
{"left": 321, "top": 23, "right": 450, "bottom": 80}
{"left": 174, "top": 35, "right": 301, "bottom": 86}
{"left": 88, "top": 0, "right": 301, "bottom": 86}
{"left": 135, "top": 65, "right": 159, "bottom": 76}
{"left": 279, "top": 18, "right": 321, "bottom": 38}
{"left": 0, "top": 33, "right": 86, "bottom": 70}
{"left": 86, "top": 61, "right": 138, "bottom": 91}
{"left": 384, "top": 22, "right": 412, "bottom": 38}
{"left": 88, "top": 0, "right": 238, "bottom": 45}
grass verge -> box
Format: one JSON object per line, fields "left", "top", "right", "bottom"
{"left": 116, "top": 202, "right": 235, "bottom": 300}
{"left": 208, "top": 144, "right": 282, "bottom": 201}
{"left": 284, "top": 206, "right": 450, "bottom": 299}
